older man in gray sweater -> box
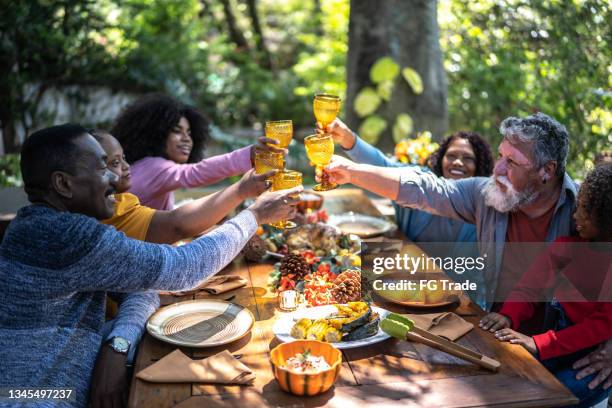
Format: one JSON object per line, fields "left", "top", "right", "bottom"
{"left": 0, "top": 124, "right": 300, "bottom": 407}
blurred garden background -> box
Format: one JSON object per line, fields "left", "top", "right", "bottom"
{"left": 1, "top": 0, "right": 610, "bottom": 188}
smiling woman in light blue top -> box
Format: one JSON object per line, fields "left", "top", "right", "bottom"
{"left": 319, "top": 119, "right": 494, "bottom": 307}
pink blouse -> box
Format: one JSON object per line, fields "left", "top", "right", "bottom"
{"left": 129, "top": 146, "right": 252, "bottom": 210}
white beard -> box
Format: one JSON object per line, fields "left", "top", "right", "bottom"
{"left": 483, "top": 176, "right": 538, "bottom": 213}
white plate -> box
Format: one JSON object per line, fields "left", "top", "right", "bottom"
{"left": 146, "top": 299, "right": 254, "bottom": 348}
{"left": 327, "top": 212, "right": 396, "bottom": 237}
{"left": 273, "top": 305, "right": 390, "bottom": 349}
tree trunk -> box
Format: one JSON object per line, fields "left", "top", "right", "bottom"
{"left": 312, "top": 0, "right": 324, "bottom": 37}
{"left": 219, "top": 0, "right": 250, "bottom": 51}
{"left": 245, "top": 0, "right": 273, "bottom": 70}
{"left": 346, "top": 0, "right": 448, "bottom": 152}
{"left": 0, "top": 40, "right": 18, "bottom": 153}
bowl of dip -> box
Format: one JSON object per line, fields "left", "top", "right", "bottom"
{"left": 270, "top": 340, "right": 342, "bottom": 396}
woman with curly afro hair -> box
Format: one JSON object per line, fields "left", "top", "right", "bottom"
{"left": 483, "top": 164, "right": 612, "bottom": 407}
{"left": 111, "top": 94, "right": 284, "bottom": 210}
{"left": 318, "top": 118, "right": 494, "bottom": 307}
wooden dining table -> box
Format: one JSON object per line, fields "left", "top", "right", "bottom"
{"left": 128, "top": 189, "right": 578, "bottom": 408}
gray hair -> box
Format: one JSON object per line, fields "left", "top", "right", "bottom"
{"left": 499, "top": 112, "right": 569, "bottom": 177}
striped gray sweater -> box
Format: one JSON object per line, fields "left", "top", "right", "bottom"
{"left": 0, "top": 205, "right": 257, "bottom": 407}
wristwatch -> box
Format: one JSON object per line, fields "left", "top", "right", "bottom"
{"left": 107, "top": 336, "right": 130, "bottom": 355}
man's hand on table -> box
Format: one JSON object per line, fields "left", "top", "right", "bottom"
{"left": 573, "top": 338, "right": 612, "bottom": 390}
{"left": 89, "top": 346, "right": 129, "bottom": 408}
{"left": 479, "top": 312, "right": 512, "bottom": 332}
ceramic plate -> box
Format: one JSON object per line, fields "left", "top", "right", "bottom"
{"left": 327, "top": 212, "right": 396, "bottom": 237}
{"left": 147, "top": 299, "right": 254, "bottom": 348}
{"left": 273, "top": 305, "right": 390, "bottom": 349}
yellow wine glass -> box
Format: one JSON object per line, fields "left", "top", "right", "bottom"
{"left": 304, "top": 134, "right": 337, "bottom": 191}
{"left": 313, "top": 93, "right": 341, "bottom": 128}
{"left": 269, "top": 170, "right": 302, "bottom": 230}
{"left": 254, "top": 150, "right": 285, "bottom": 181}
{"left": 265, "top": 120, "right": 293, "bottom": 149}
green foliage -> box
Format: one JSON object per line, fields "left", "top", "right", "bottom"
{"left": 1, "top": 0, "right": 608, "bottom": 181}
{"left": 353, "top": 56, "right": 423, "bottom": 145}
{"left": 370, "top": 57, "right": 400, "bottom": 83}
{"left": 401, "top": 68, "right": 424, "bottom": 95}
{"left": 440, "top": 0, "right": 611, "bottom": 177}
{"left": 0, "top": 154, "right": 22, "bottom": 188}
{"left": 0, "top": 0, "right": 116, "bottom": 150}
{"left": 292, "top": 0, "right": 349, "bottom": 118}
{"left": 358, "top": 115, "right": 387, "bottom": 145}
{"left": 354, "top": 88, "right": 381, "bottom": 117}
{"left": 393, "top": 114, "right": 414, "bottom": 143}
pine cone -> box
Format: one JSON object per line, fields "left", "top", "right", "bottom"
{"left": 279, "top": 253, "right": 310, "bottom": 280}
{"left": 242, "top": 235, "right": 267, "bottom": 262}
{"left": 332, "top": 271, "right": 361, "bottom": 303}
{"left": 332, "top": 270, "right": 362, "bottom": 303}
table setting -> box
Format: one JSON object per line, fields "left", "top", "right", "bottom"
{"left": 128, "top": 92, "right": 577, "bottom": 408}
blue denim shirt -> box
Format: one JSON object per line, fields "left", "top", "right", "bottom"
{"left": 345, "top": 136, "right": 485, "bottom": 307}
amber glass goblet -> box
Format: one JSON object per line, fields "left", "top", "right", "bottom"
{"left": 265, "top": 120, "right": 293, "bottom": 149}
{"left": 254, "top": 150, "right": 285, "bottom": 181}
{"left": 268, "top": 170, "right": 302, "bottom": 230}
{"left": 313, "top": 93, "right": 341, "bottom": 128}
{"left": 304, "top": 134, "right": 337, "bottom": 191}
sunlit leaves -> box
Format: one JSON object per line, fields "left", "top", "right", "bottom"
{"left": 359, "top": 115, "right": 387, "bottom": 145}
{"left": 392, "top": 114, "right": 414, "bottom": 143}
{"left": 402, "top": 67, "right": 423, "bottom": 94}
{"left": 377, "top": 80, "right": 394, "bottom": 101}
{"left": 354, "top": 87, "right": 381, "bottom": 117}
{"left": 370, "top": 57, "right": 400, "bottom": 83}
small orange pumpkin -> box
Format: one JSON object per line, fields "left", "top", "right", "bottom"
{"left": 270, "top": 340, "right": 342, "bottom": 396}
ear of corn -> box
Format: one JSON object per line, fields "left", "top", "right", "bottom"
{"left": 306, "top": 320, "right": 330, "bottom": 341}
{"left": 324, "top": 326, "right": 342, "bottom": 343}
{"left": 290, "top": 318, "right": 313, "bottom": 339}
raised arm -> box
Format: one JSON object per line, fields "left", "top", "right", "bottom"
{"left": 143, "top": 146, "right": 253, "bottom": 194}
{"left": 65, "top": 188, "right": 301, "bottom": 293}
{"left": 324, "top": 155, "right": 483, "bottom": 224}
{"left": 145, "top": 169, "right": 272, "bottom": 243}
{"left": 318, "top": 118, "right": 403, "bottom": 168}
{"left": 345, "top": 136, "right": 404, "bottom": 168}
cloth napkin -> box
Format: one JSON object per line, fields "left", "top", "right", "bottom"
{"left": 136, "top": 349, "right": 255, "bottom": 384}
{"left": 404, "top": 312, "right": 473, "bottom": 341}
{"left": 168, "top": 275, "right": 248, "bottom": 297}
{"left": 199, "top": 275, "right": 248, "bottom": 294}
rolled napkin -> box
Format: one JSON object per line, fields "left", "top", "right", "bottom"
{"left": 404, "top": 312, "right": 473, "bottom": 341}
{"left": 136, "top": 349, "right": 255, "bottom": 384}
